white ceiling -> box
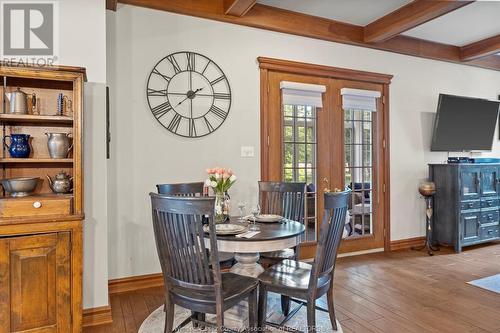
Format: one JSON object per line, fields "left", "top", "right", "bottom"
{"left": 403, "top": 1, "right": 500, "bottom": 46}
{"left": 257, "top": 0, "right": 500, "bottom": 47}
{"left": 257, "top": 0, "right": 412, "bottom": 26}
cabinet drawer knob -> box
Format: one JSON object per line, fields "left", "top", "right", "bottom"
{"left": 33, "top": 201, "right": 42, "bottom": 209}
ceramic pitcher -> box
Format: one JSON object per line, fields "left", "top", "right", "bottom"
{"left": 3, "top": 134, "right": 30, "bottom": 158}
{"left": 46, "top": 133, "right": 72, "bottom": 159}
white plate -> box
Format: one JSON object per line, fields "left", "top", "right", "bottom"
{"left": 203, "top": 224, "right": 247, "bottom": 235}
{"left": 247, "top": 214, "right": 283, "bottom": 223}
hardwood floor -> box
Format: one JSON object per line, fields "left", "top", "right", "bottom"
{"left": 84, "top": 242, "right": 500, "bottom": 333}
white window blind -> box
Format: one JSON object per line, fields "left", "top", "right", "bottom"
{"left": 341, "top": 88, "right": 381, "bottom": 112}
{"left": 280, "top": 81, "right": 326, "bottom": 108}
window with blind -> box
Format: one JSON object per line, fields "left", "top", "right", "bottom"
{"left": 281, "top": 81, "right": 325, "bottom": 242}
{"left": 342, "top": 88, "right": 380, "bottom": 238}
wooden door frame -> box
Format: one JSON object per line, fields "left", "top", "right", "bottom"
{"left": 258, "top": 57, "right": 393, "bottom": 252}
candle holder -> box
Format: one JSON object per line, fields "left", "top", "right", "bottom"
{"left": 413, "top": 181, "right": 440, "bottom": 256}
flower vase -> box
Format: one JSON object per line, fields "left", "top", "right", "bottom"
{"left": 215, "top": 191, "right": 229, "bottom": 223}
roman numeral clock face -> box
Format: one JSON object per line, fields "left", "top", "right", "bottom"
{"left": 146, "top": 52, "right": 232, "bottom": 138}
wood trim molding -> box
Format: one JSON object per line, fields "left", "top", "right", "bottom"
{"left": 364, "top": 0, "right": 473, "bottom": 43}
{"left": 82, "top": 305, "right": 113, "bottom": 327}
{"left": 259, "top": 67, "right": 269, "bottom": 181}
{"left": 461, "top": 34, "right": 500, "bottom": 61}
{"left": 390, "top": 236, "right": 425, "bottom": 251}
{"left": 108, "top": 273, "right": 164, "bottom": 294}
{"left": 382, "top": 84, "right": 391, "bottom": 251}
{"left": 259, "top": 59, "right": 391, "bottom": 254}
{"left": 106, "top": 0, "right": 117, "bottom": 11}
{"left": 223, "top": 0, "right": 256, "bottom": 16}
{"left": 117, "top": 0, "right": 500, "bottom": 71}
{"left": 258, "top": 57, "right": 393, "bottom": 84}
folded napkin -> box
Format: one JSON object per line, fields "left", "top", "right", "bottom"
{"left": 236, "top": 231, "right": 260, "bottom": 238}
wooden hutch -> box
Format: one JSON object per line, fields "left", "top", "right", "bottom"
{"left": 0, "top": 64, "right": 85, "bottom": 333}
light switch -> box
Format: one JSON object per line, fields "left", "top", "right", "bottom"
{"left": 241, "top": 146, "right": 255, "bottom": 157}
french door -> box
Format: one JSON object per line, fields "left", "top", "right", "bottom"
{"left": 260, "top": 59, "right": 391, "bottom": 256}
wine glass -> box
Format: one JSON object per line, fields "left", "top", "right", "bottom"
{"left": 250, "top": 204, "right": 261, "bottom": 231}
{"left": 237, "top": 201, "right": 246, "bottom": 221}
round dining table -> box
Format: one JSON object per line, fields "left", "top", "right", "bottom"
{"left": 206, "top": 219, "right": 305, "bottom": 277}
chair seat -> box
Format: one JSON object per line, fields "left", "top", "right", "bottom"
{"left": 258, "top": 259, "right": 330, "bottom": 293}
{"left": 260, "top": 248, "right": 296, "bottom": 260}
{"left": 173, "top": 273, "right": 258, "bottom": 310}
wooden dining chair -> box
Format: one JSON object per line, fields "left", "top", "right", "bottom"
{"left": 258, "top": 181, "right": 306, "bottom": 315}
{"left": 258, "top": 181, "right": 306, "bottom": 260}
{"left": 156, "top": 182, "right": 235, "bottom": 268}
{"left": 257, "top": 190, "right": 350, "bottom": 333}
{"left": 150, "top": 193, "right": 258, "bottom": 333}
{"left": 156, "top": 182, "right": 204, "bottom": 196}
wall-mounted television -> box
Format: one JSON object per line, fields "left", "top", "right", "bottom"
{"left": 430, "top": 94, "right": 500, "bottom": 152}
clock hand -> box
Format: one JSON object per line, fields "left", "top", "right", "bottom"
{"left": 192, "top": 87, "right": 204, "bottom": 95}
{"left": 176, "top": 87, "right": 204, "bottom": 106}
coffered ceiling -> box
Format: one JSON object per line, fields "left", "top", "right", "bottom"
{"left": 402, "top": 1, "right": 500, "bottom": 46}
{"left": 112, "top": 0, "right": 500, "bottom": 71}
{"left": 257, "top": 0, "right": 413, "bottom": 26}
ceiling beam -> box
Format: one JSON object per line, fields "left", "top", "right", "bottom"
{"left": 364, "top": 0, "right": 474, "bottom": 43}
{"left": 106, "top": 0, "right": 117, "bottom": 11}
{"left": 117, "top": 0, "right": 500, "bottom": 71}
{"left": 460, "top": 34, "right": 500, "bottom": 61}
{"left": 224, "top": 0, "right": 257, "bottom": 16}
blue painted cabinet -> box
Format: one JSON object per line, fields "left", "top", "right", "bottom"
{"left": 429, "top": 164, "right": 500, "bottom": 253}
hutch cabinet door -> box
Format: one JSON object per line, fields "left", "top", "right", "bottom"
{"left": 480, "top": 167, "right": 499, "bottom": 197}
{"left": 461, "top": 212, "right": 481, "bottom": 243}
{"left": 0, "top": 239, "right": 9, "bottom": 333}
{"left": 0, "top": 233, "right": 71, "bottom": 333}
{"left": 460, "top": 168, "right": 481, "bottom": 200}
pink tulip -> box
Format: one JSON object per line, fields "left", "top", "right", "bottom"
{"left": 223, "top": 172, "right": 230, "bottom": 180}
{"left": 227, "top": 168, "right": 233, "bottom": 176}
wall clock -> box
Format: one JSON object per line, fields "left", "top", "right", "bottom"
{"left": 146, "top": 51, "right": 232, "bottom": 138}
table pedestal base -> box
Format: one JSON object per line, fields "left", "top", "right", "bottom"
{"left": 230, "top": 252, "right": 264, "bottom": 277}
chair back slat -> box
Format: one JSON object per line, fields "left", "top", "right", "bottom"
{"left": 156, "top": 182, "right": 204, "bottom": 196}
{"left": 310, "top": 190, "right": 350, "bottom": 287}
{"left": 258, "top": 182, "right": 306, "bottom": 222}
{"left": 150, "top": 194, "right": 220, "bottom": 290}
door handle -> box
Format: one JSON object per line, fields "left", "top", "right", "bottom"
{"left": 323, "top": 177, "right": 331, "bottom": 193}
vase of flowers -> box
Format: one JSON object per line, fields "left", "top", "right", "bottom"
{"left": 205, "top": 167, "right": 237, "bottom": 223}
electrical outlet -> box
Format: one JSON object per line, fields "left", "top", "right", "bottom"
{"left": 241, "top": 146, "right": 255, "bottom": 157}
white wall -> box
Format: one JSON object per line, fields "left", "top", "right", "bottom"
{"left": 106, "top": 5, "right": 500, "bottom": 279}
{"left": 83, "top": 82, "right": 108, "bottom": 309}
{"left": 59, "top": 0, "right": 106, "bottom": 83}
{"left": 58, "top": 0, "right": 109, "bottom": 309}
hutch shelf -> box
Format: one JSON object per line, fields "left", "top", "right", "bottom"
{"left": 0, "top": 64, "right": 86, "bottom": 333}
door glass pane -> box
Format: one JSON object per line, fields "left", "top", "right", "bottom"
{"left": 344, "top": 107, "right": 374, "bottom": 238}
{"left": 282, "top": 103, "right": 317, "bottom": 242}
